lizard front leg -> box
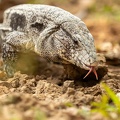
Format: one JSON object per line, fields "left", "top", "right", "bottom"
{"left": 2, "top": 31, "right": 31, "bottom": 77}
{"left": 2, "top": 43, "right": 18, "bottom": 77}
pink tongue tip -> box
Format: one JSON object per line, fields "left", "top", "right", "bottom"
{"left": 83, "top": 66, "right": 98, "bottom": 80}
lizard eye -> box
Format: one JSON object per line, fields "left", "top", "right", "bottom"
{"left": 73, "top": 40, "right": 82, "bottom": 50}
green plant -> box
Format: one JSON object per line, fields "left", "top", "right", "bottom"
{"left": 64, "top": 102, "right": 74, "bottom": 107}
{"left": 34, "top": 109, "right": 46, "bottom": 120}
{"left": 91, "top": 83, "right": 120, "bottom": 120}
{"left": 28, "top": 0, "right": 67, "bottom": 5}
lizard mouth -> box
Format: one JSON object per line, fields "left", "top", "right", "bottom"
{"left": 83, "top": 64, "right": 98, "bottom": 80}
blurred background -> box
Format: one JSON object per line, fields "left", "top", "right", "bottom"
{"left": 0, "top": 0, "right": 120, "bottom": 63}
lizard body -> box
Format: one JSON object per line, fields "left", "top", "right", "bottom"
{"left": 0, "top": 4, "right": 97, "bottom": 78}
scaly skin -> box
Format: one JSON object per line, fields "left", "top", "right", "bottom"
{"left": 0, "top": 4, "right": 98, "bottom": 78}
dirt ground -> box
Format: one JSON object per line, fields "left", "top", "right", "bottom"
{"left": 0, "top": 0, "right": 120, "bottom": 120}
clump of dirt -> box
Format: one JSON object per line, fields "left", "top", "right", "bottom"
{"left": 0, "top": 62, "right": 119, "bottom": 120}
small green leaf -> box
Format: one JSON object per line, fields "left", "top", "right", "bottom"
{"left": 102, "top": 83, "right": 120, "bottom": 108}
{"left": 34, "top": 109, "right": 46, "bottom": 120}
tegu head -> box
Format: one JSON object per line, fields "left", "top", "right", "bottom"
{"left": 58, "top": 26, "right": 98, "bottom": 79}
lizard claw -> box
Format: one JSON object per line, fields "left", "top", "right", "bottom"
{"left": 3, "top": 63, "right": 16, "bottom": 77}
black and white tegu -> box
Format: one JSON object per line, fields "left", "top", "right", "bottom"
{"left": 0, "top": 4, "right": 98, "bottom": 79}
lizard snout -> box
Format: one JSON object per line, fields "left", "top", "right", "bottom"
{"left": 90, "top": 62, "right": 98, "bottom": 67}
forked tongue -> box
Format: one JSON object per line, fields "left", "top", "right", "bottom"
{"left": 83, "top": 66, "right": 98, "bottom": 80}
